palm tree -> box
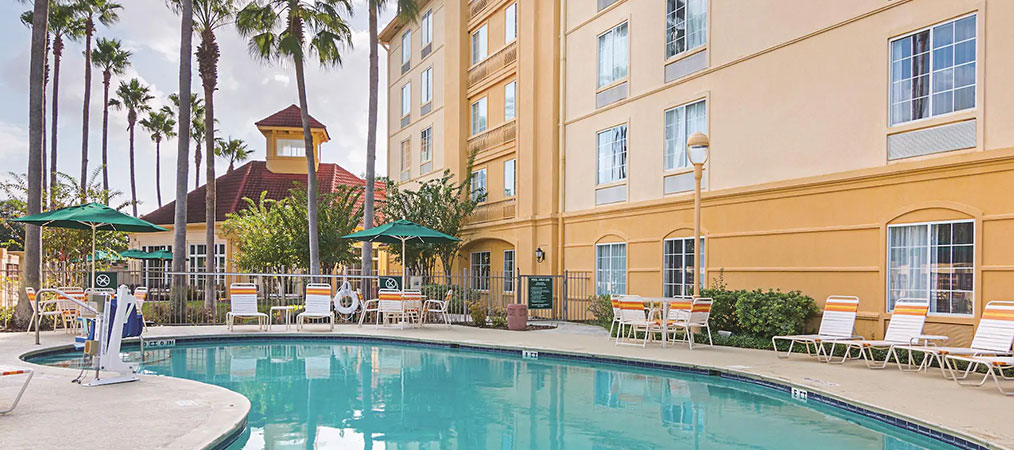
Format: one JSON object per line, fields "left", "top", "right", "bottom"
{"left": 46, "top": 5, "right": 86, "bottom": 206}
{"left": 168, "top": 93, "right": 206, "bottom": 189}
{"left": 91, "top": 37, "right": 131, "bottom": 200}
{"left": 215, "top": 137, "right": 251, "bottom": 172}
{"left": 18, "top": 8, "right": 51, "bottom": 209}
{"left": 362, "top": 0, "right": 420, "bottom": 275}
{"left": 74, "top": 0, "right": 121, "bottom": 199}
{"left": 110, "top": 78, "right": 153, "bottom": 216}
{"left": 172, "top": 0, "right": 194, "bottom": 312}
{"left": 237, "top": 0, "right": 354, "bottom": 276}
{"left": 139, "top": 109, "right": 176, "bottom": 207}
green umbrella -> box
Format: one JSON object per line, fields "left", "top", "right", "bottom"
{"left": 78, "top": 250, "right": 123, "bottom": 262}
{"left": 342, "top": 219, "right": 460, "bottom": 288}
{"left": 120, "top": 248, "right": 173, "bottom": 260}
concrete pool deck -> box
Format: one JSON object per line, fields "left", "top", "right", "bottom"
{"left": 1, "top": 323, "right": 1010, "bottom": 449}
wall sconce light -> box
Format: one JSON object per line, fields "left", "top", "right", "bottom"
{"left": 535, "top": 247, "right": 546, "bottom": 263}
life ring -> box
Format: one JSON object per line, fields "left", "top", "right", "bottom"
{"left": 334, "top": 282, "right": 360, "bottom": 316}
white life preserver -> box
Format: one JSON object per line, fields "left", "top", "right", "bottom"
{"left": 333, "top": 281, "right": 360, "bottom": 316}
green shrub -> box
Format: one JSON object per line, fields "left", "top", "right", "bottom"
{"left": 588, "top": 294, "right": 614, "bottom": 329}
{"left": 467, "top": 301, "right": 487, "bottom": 327}
{"left": 490, "top": 308, "right": 508, "bottom": 329}
{"left": 735, "top": 289, "right": 818, "bottom": 339}
{"left": 701, "top": 287, "right": 745, "bottom": 333}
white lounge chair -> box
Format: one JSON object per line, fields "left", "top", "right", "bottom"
{"left": 423, "top": 289, "right": 452, "bottom": 327}
{"left": 0, "top": 367, "right": 34, "bottom": 415}
{"left": 226, "top": 283, "right": 268, "bottom": 331}
{"left": 831, "top": 298, "right": 934, "bottom": 367}
{"left": 664, "top": 297, "right": 714, "bottom": 349}
{"left": 944, "top": 355, "right": 1014, "bottom": 395}
{"left": 771, "top": 296, "right": 862, "bottom": 361}
{"left": 296, "top": 283, "right": 334, "bottom": 331}
{"left": 615, "top": 296, "right": 662, "bottom": 348}
{"left": 894, "top": 301, "right": 1014, "bottom": 378}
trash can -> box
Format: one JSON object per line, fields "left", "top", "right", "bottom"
{"left": 507, "top": 304, "right": 528, "bottom": 331}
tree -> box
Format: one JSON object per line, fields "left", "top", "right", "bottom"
{"left": 173, "top": 0, "right": 194, "bottom": 312}
{"left": 236, "top": 0, "right": 354, "bottom": 276}
{"left": 74, "top": 0, "right": 122, "bottom": 200}
{"left": 215, "top": 137, "right": 251, "bottom": 172}
{"left": 168, "top": 93, "right": 206, "bottom": 190}
{"left": 110, "top": 78, "right": 154, "bottom": 217}
{"left": 139, "top": 109, "right": 176, "bottom": 208}
{"left": 361, "top": 0, "right": 420, "bottom": 277}
{"left": 90, "top": 37, "right": 131, "bottom": 200}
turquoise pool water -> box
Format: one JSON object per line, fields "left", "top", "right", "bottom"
{"left": 31, "top": 339, "right": 956, "bottom": 449}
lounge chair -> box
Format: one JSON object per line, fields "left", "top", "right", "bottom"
{"left": 771, "top": 295, "right": 861, "bottom": 361}
{"left": 944, "top": 355, "right": 1014, "bottom": 395}
{"left": 893, "top": 301, "right": 1014, "bottom": 378}
{"left": 423, "top": 289, "right": 453, "bottom": 327}
{"left": 0, "top": 367, "right": 34, "bottom": 415}
{"left": 615, "top": 295, "right": 662, "bottom": 348}
{"left": 226, "top": 283, "right": 268, "bottom": 331}
{"left": 664, "top": 297, "right": 714, "bottom": 349}
{"left": 296, "top": 283, "right": 334, "bottom": 331}
{"left": 831, "top": 298, "right": 935, "bottom": 367}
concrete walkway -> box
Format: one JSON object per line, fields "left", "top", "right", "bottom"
{"left": 2, "top": 323, "right": 1011, "bottom": 449}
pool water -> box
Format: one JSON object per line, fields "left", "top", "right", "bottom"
{"left": 31, "top": 339, "right": 955, "bottom": 449}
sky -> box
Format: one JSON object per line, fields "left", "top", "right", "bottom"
{"left": 0, "top": 1, "right": 394, "bottom": 216}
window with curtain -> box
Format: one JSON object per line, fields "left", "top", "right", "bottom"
{"left": 472, "top": 25, "right": 488, "bottom": 65}
{"left": 504, "top": 159, "right": 515, "bottom": 197}
{"left": 421, "top": 67, "right": 433, "bottom": 105}
{"left": 890, "top": 14, "right": 976, "bottom": 125}
{"left": 664, "top": 99, "right": 706, "bottom": 170}
{"left": 420, "top": 127, "right": 432, "bottom": 163}
{"left": 471, "top": 97, "right": 487, "bottom": 135}
{"left": 596, "top": 243, "right": 626, "bottom": 295}
{"left": 504, "top": 80, "right": 516, "bottom": 120}
{"left": 663, "top": 237, "right": 704, "bottom": 297}
{"left": 470, "top": 251, "right": 491, "bottom": 291}
{"left": 887, "top": 220, "right": 974, "bottom": 314}
{"left": 471, "top": 168, "right": 487, "bottom": 202}
{"left": 503, "top": 250, "right": 515, "bottom": 292}
{"left": 665, "top": 0, "right": 707, "bottom": 59}
{"left": 401, "top": 83, "right": 411, "bottom": 117}
{"left": 276, "top": 139, "right": 305, "bottom": 157}
{"left": 401, "top": 30, "right": 411, "bottom": 65}
{"left": 400, "top": 139, "right": 411, "bottom": 172}
{"left": 597, "top": 124, "right": 627, "bottom": 184}
{"left": 421, "top": 10, "right": 432, "bottom": 47}
{"left": 505, "top": 3, "right": 517, "bottom": 43}
{"left": 597, "top": 22, "right": 628, "bottom": 88}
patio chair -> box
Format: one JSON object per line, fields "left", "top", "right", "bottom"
{"left": 831, "top": 298, "right": 932, "bottom": 367}
{"left": 401, "top": 290, "right": 424, "bottom": 326}
{"left": 665, "top": 297, "right": 714, "bottom": 349}
{"left": 296, "top": 283, "right": 334, "bottom": 331}
{"left": 893, "top": 301, "right": 1014, "bottom": 378}
{"left": 0, "top": 367, "right": 34, "bottom": 415}
{"left": 423, "top": 289, "right": 453, "bottom": 328}
{"left": 226, "top": 283, "right": 268, "bottom": 331}
{"left": 378, "top": 289, "right": 408, "bottom": 327}
{"left": 771, "top": 295, "right": 862, "bottom": 361}
{"left": 357, "top": 288, "right": 383, "bottom": 327}
{"left": 57, "top": 287, "right": 86, "bottom": 332}
{"left": 615, "top": 295, "right": 662, "bottom": 348}
{"left": 25, "top": 287, "right": 63, "bottom": 333}
{"left": 608, "top": 294, "right": 624, "bottom": 336}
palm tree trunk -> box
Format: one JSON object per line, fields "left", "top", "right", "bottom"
{"left": 362, "top": 2, "right": 379, "bottom": 276}
{"left": 51, "top": 36, "right": 63, "bottom": 208}
{"left": 173, "top": 0, "right": 194, "bottom": 312}
{"left": 194, "top": 141, "right": 201, "bottom": 189}
{"left": 42, "top": 35, "right": 49, "bottom": 209}
{"left": 228, "top": 160, "right": 234, "bottom": 172}
{"left": 16, "top": 0, "right": 49, "bottom": 330}
{"left": 155, "top": 139, "right": 162, "bottom": 207}
{"left": 80, "top": 19, "right": 94, "bottom": 201}
{"left": 101, "top": 71, "right": 111, "bottom": 202}
{"left": 199, "top": 28, "right": 219, "bottom": 309}
{"left": 293, "top": 54, "right": 320, "bottom": 276}
{"left": 128, "top": 120, "right": 137, "bottom": 216}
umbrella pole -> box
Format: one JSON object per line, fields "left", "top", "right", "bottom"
{"left": 91, "top": 225, "right": 96, "bottom": 290}
{"left": 402, "top": 237, "right": 407, "bottom": 290}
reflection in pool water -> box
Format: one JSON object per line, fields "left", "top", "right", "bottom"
{"left": 32, "top": 340, "right": 953, "bottom": 449}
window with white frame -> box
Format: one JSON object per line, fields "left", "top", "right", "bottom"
{"left": 597, "top": 22, "right": 628, "bottom": 88}
{"left": 665, "top": 0, "right": 707, "bottom": 59}
{"left": 504, "top": 159, "right": 515, "bottom": 197}
{"left": 420, "top": 127, "right": 432, "bottom": 163}
{"left": 421, "top": 10, "right": 433, "bottom": 47}
{"left": 887, "top": 220, "right": 973, "bottom": 315}
{"left": 188, "top": 243, "right": 226, "bottom": 285}
{"left": 276, "top": 139, "right": 305, "bottom": 157}
{"left": 400, "top": 138, "right": 411, "bottom": 174}
{"left": 663, "top": 237, "right": 704, "bottom": 297}
{"left": 503, "top": 249, "right": 515, "bottom": 292}
{"left": 471, "top": 97, "right": 487, "bottom": 135}
{"left": 421, "top": 67, "right": 433, "bottom": 105}
{"left": 504, "top": 80, "right": 516, "bottom": 120}
{"left": 470, "top": 167, "right": 487, "bottom": 202}
{"left": 141, "top": 245, "right": 171, "bottom": 286}
{"left": 401, "top": 30, "right": 411, "bottom": 65}
{"left": 596, "top": 243, "right": 626, "bottom": 296}
{"left": 471, "top": 24, "right": 488, "bottom": 65}
{"left": 597, "top": 124, "right": 627, "bottom": 184}
{"left": 890, "top": 14, "right": 976, "bottom": 126}
{"left": 664, "top": 99, "right": 706, "bottom": 170}
{"left": 470, "top": 251, "right": 491, "bottom": 291}
{"left": 401, "top": 83, "right": 411, "bottom": 117}
{"left": 505, "top": 3, "right": 517, "bottom": 43}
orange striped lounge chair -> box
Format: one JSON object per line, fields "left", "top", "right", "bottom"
{"left": 0, "top": 367, "right": 34, "bottom": 415}
{"left": 297, "top": 283, "right": 335, "bottom": 331}
{"left": 771, "top": 296, "right": 862, "bottom": 361}
{"left": 615, "top": 295, "right": 662, "bottom": 348}
{"left": 226, "top": 283, "right": 268, "bottom": 331}
{"left": 831, "top": 298, "right": 933, "bottom": 367}
{"left": 901, "top": 301, "right": 1014, "bottom": 382}
{"left": 663, "top": 297, "right": 714, "bottom": 350}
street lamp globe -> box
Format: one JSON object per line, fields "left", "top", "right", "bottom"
{"left": 686, "top": 132, "right": 710, "bottom": 166}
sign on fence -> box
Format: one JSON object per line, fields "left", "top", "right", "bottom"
{"left": 527, "top": 276, "right": 553, "bottom": 309}
{"left": 90, "top": 271, "right": 118, "bottom": 289}
{"left": 378, "top": 276, "right": 402, "bottom": 291}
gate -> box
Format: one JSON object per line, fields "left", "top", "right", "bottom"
{"left": 517, "top": 271, "right": 593, "bottom": 322}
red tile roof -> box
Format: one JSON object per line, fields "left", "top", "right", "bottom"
{"left": 141, "top": 161, "right": 386, "bottom": 225}
{"left": 254, "top": 104, "right": 328, "bottom": 133}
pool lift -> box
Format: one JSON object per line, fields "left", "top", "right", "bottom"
{"left": 79, "top": 284, "right": 144, "bottom": 387}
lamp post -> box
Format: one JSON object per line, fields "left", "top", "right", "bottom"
{"left": 686, "top": 132, "right": 710, "bottom": 298}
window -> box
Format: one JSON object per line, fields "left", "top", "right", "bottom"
{"left": 504, "top": 80, "right": 516, "bottom": 120}
{"left": 421, "top": 67, "right": 433, "bottom": 105}
{"left": 188, "top": 243, "right": 226, "bottom": 286}
{"left": 401, "top": 30, "right": 411, "bottom": 65}
{"left": 663, "top": 237, "right": 704, "bottom": 297}
{"left": 421, "top": 10, "right": 433, "bottom": 47}
{"left": 597, "top": 124, "right": 627, "bottom": 184}
{"left": 890, "top": 14, "right": 976, "bottom": 125}
{"left": 276, "top": 139, "right": 305, "bottom": 157}
{"left": 596, "top": 243, "right": 626, "bottom": 295}
{"left": 503, "top": 250, "right": 515, "bottom": 292}
{"left": 887, "top": 220, "right": 974, "bottom": 315}
{"left": 141, "top": 245, "right": 171, "bottom": 286}
{"left": 470, "top": 251, "right": 491, "bottom": 291}
{"left": 400, "top": 138, "right": 411, "bottom": 178}
{"left": 597, "top": 22, "right": 628, "bottom": 88}
{"left": 505, "top": 3, "right": 517, "bottom": 43}
{"left": 471, "top": 24, "right": 488, "bottom": 65}
{"left": 665, "top": 0, "right": 707, "bottom": 59}
{"left": 471, "top": 97, "right": 487, "bottom": 135}
{"left": 401, "top": 83, "right": 411, "bottom": 117}
{"left": 664, "top": 99, "right": 707, "bottom": 170}
{"left": 504, "top": 159, "right": 515, "bottom": 197}
{"left": 420, "top": 127, "right": 432, "bottom": 163}
{"left": 470, "top": 168, "right": 487, "bottom": 202}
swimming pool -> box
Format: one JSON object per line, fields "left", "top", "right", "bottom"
{"left": 30, "top": 338, "right": 958, "bottom": 449}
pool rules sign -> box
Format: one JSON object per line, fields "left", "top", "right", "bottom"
{"left": 527, "top": 276, "right": 553, "bottom": 310}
